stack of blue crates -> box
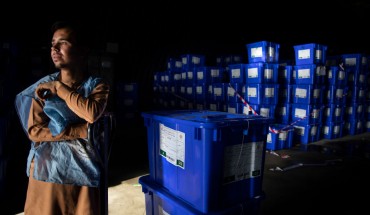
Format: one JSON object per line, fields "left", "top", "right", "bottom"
{"left": 242, "top": 41, "right": 280, "bottom": 119}
{"left": 290, "top": 43, "right": 327, "bottom": 148}
{"left": 341, "top": 53, "right": 368, "bottom": 135}
{"left": 140, "top": 110, "right": 273, "bottom": 214}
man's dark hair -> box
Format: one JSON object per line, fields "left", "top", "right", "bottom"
{"left": 51, "top": 20, "right": 91, "bottom": 48}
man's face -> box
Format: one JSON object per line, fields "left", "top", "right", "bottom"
{"left": 50, "top": 28, "right": 82, "bottom": 69}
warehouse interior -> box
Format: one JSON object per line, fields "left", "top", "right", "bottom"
{"left": 1, "top": 1, "right": 370, "bottom": 215}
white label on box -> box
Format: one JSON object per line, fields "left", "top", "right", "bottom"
{"left": 223, "top": 141, "right": 264, "bottom": 184}
{"left": 359, "top": 89, "right": 365, "bottom": 98}
{"left": 264, "top": 68, "right": 273, "bottom": 79}
{"left": 279, "top": 132, "right": 287, "bottom": 141}
{"left": 267, "top": 133, "right": 272, "bottom": 143}
{"left": 347, "top": 106, "right": 353, "bottom": 114}
{"left": 367, "top": 121, "right": 370, "bottom": 128}
{"left": 298, "top": 69, "right": 310, "bottom": 79}
{"left": 335, "top": 107, "right": 341, "bottom": 116}
{"left": 357, "top": 105, "right": 363, "bottom": 113}
{"left": 313, "top": 89, "right": 320, "bottom": 98}
{"left": 247, "top": 87, "right": 257, "bottom": 97}
{"left": 315, "top": 49, "right": 322, "bottom": 60}
{"left": 181, "top": 72, "right": 186, "bottom": 80}
{"left": 312, "top": 109, "right": 319, "bottom": 118}
{"left": 196, "top": 86, "right": 203, "bottom": 94}
{"left": 298, "top": 49, "right": 310, "bottom": 60}
{"left": 211, "top": 69, "right": 220, "bottom": 77}
{"left": 180, "top": 86, "right": 185, "bottom": 93}
{"left": 296, "top": 88, "right": 307, "bottom": 98}
{"left": 186, "top": 87, "right": 192, "bottom": 95}
{"left": 265, "top": 87, "right": 274, "bottom": 97}
{"left": 260, "top": 108, "right": 270, "bottom": 117}
{"left": 278, "top": 107, "right": 286, "bottom": 116}
{"left": 192, "top": 56, "right": 200, "bottom": 64}
{"left": 248, "top": 67, "right": 258, "bottom": 78}
{"left": 295, "top": 126, "right": 305, "bottom": 136}
{"left": 214, "top": 87, "right": 222, "bottom": 96}
{"left": 251, "top": 47, "right": 263, "bottom": 58}
{"left": 159, "top": 123, "right": 185, "bottom": 169}
{"left": 182, "top": 57, "right": 187, "bottom": 65}
{"left": 231, "top": 68, "right": 241, "bottom": 78}
{"left": 268, "top": 47, "right": 275, "bottom": 58}
{"left": 228, "top": 107, "right": 236, "bottom": 114}
{"left": 338, "top": 70, "right": 345, "bottom": 80}
{"left": 282, "top": 69, "right": 287, "bottom": 78}
{"left": 336, "top": 89, "right": 343, "bottom": 98}
{"left": 175, "top": 60, "right": 182, "bottom": 68}
{"left": 174, "top": 74, "right": 181, "bottom": 81}
{"left": 334, "top": 125, "right": 340, "bottom": 134}
{"left": 345, "top": 57, "right": 356, "bottom": 66}
{"left": 210, "top": 103, "right": 217, "bottom": 111}
{"left": 295, "top": 108, "right": 307, "bottom": 119}
{"left": 328, "top": 69, "right": 333, "bottom": 78}
{"left": 243, "top": 106, "right": 250, "bottom": 115}
{"left": 324, "top": 126, "right": 329, "bottom": 135}
{"left": 311, "top": 126, "right": 317, "bottom": 136}
{"left": 197, "top": 71, "right": 204, "bottom": 80}
{"left": 360, "top": 74, "right": 365, "bottom": 83}
{"left": 228, "top": 86, "right": 235, "bottom": 96}
{"left": 187, "top": 71, "right": 193, "bottom": 79}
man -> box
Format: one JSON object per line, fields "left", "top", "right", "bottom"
{"left": 15, "top": 20, "right": 110, "bottom": 215}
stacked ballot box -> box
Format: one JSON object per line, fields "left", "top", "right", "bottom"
{"left": 141, "top": 110, "right": 273, "bottom": 214}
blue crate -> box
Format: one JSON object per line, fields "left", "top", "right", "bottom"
{"left": 344, "top": 102, "right": 365, "bottom": 121}
{"left": 325, "top": 55, "right": 341, "bottom": 67}
{"left": 196, "top": 66, "right": 224, "bottom": 84}
{"left": 246, "top": 41, "right": 280, "bottom": 63}
{"left": 324, "top": 85, "right": 347, "bottom": 104}
{"left": 274, "top": 103, "right": 292, "bottom": 124}
{"left": 181, "top": 54, "right": 206, "bottom": 69}
{"left": 227, "top": 83, "right": 245, "bottom": 103}
{"left": 245, "top": 84, "right": 279, "bottom": 105}
{"left": 278, "top": 65, "right": 294, "bottom": 84}
{"left": 246, "top": 63, "right": 279, "bottom": 84}
{"left": 291, "top": 84, "right": 325, "bottom": 104}
{"left": 266, "top": 124, "right": 294, "bottom": 150}
{"left": 244, "top": 104, "right": 276, "bottom": 119}
{"left": 208, "top": 101, "right": 227, "bottom": 112}
{"left": 142, "top": 110, "right": 273, "bottom": 213}
{"left": 195, "top": 83, "right": 208, "bottom": 102}
{"left": 346, "top": 67, "right": 367, "bottom": 87}
{"left": 323, "top": 104, "right": 345, "bottom": 123}
{"left": 229, "top": 63, "right": 247, "bottom": 84}
{"left": 227, "top": 102, "right": 244, "bottom": 114}
{"left": 167, "top": 57, "right": 183, "bottom": 71}
{"left": 293, "top": 64, "right": 326, "bottom": 85}
{"left": 327, "top": 66, "right": 347, "bottom": 86}
{"left": 291, "top": 103, "right": 323, "bottom": 125}
{"left": 293, "top": 123, "right": 321, "bottom": 145}
{"left": 321, "top": 121, "right": 344, "bottom": 139}
{"left": 211, "top": 83, "right": 228, "bottom": 102}
{"left": 341, "top": 53, "right": 368, "bottom": 68}
{"left": 343, "top": 119, "right": 365, "bottom": 135}
{"left": 278, "top": 84, "right": 292, "bottom": 104}
{"left": 293, "top": 43, "right": 327, "bottom": 65}
{"left": 139, "top": 175, "right": 263, "bottom": 215}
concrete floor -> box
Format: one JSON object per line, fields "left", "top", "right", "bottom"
{"left": 8, "top": 131, "right": 370, "bottom": 215}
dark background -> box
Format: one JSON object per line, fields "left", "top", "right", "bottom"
{"left": 1, "top": 1, "right": 370, "bottom": 214}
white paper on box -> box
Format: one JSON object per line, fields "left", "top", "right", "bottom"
{"left": 159, "top": 123, "right": 185, "bottom": 169}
